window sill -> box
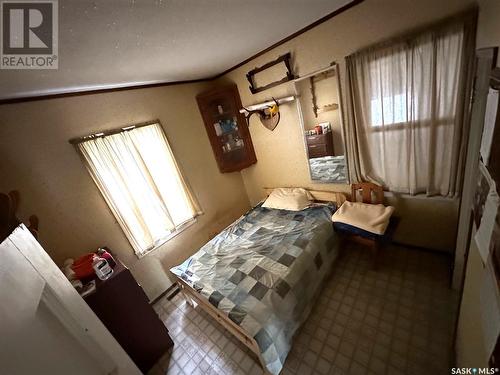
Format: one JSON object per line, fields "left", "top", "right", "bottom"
{"left": 369, "top": 117, "right": 455, "bottom": 131}
{"left": 136, "top": 214, "right": 202, "bottom": 258}
{"left": 383, "top": 191, "right": 459, "bottom": 202}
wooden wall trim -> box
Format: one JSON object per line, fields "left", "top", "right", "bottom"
{"left": 0, "top": 0, "right": 364, "bottom": 105}
{"left": 212, "top": 0, "right": 364, "bottom": 79}
{"left": 0, "top": 78, "right": 208, "bottom": 105}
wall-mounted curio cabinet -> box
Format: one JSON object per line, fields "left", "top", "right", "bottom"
{"left": 196, "top": 84, "right": 257, "bottom": 173}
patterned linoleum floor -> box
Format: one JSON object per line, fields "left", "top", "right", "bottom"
{"left": 149, "top": 244, "right": 458, "bottom": 375}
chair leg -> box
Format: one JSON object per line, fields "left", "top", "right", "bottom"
{"left": 338, "top": 235, "right": 349, "bottom": 258}
{"left": 371, "top": 241, "right": 381, "bottom": 270}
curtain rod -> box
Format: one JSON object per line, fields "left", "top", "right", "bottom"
{"left": 239, "top": 95, "right": 296, "bottom": 114}
{"left": 68, "top": 119, "right": 160, "bottom": 145}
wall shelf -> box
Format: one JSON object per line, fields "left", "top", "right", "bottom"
{"left": 239, "top": 95, "right": 296, "bottom": 115}
{"left": 317, "top": 103, "right": 339, "bottom": 114}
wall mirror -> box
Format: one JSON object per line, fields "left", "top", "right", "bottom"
{"left": 294, "top": 64, "right": 348, "bottom": 183}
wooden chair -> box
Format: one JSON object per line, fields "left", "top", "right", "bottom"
{"left": 337, "top": 183, "right": 398, "bottom": 269}
{"left": 351, "top": 182, "right": 384, "bottom": 205}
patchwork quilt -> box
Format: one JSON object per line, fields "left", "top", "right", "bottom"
{"left": 170, "top": 204, "right": 340, "bottom": 374}
{"left": 309, "top": 155, "right": 347, "bottom": 182}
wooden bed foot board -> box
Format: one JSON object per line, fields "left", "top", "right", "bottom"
{"left": 176, "top": 280, "right": 271, "bottom": 374}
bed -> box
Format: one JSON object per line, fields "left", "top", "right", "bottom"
{"left": 170, "top": 189, "right": 347, "bottom": 374}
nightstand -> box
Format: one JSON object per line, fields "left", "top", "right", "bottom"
{"left": 84, "top": 261, "right": 173, "bottom": 373}
{"left": 306, "top": 132, "right": 334, "bottom": 158}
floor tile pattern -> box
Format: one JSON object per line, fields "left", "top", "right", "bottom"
{"left": 148, "top": 244, "right": 458, "bottom": 375}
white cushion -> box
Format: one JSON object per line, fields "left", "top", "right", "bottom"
{"left": 262, "top": 188, "right": 314, "bottom": 211}
{"left": 332, "top": 201, "right": 395, "bottom": 235}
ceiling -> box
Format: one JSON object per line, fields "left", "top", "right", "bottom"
{"left": 0, "top": 0, "right": 354, "bottom": 100}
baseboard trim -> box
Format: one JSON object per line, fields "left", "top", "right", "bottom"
{"left": 392, "top": 241, "right": 453, "bottom": 256}
{"left": 149, "top": 282, "right": 178, "bottom": 305}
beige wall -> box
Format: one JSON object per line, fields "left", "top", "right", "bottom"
{"left": 455, "top": 0, "right": 500, "bottom": 367}
{"left": 385, "top": 194, "right": 460, "bottom": 251}
{"left": 0, "top": 83, "right": 250, "bottom": 301}
{"left": 218, "top": 0, "right": 473, "bottom": 251}
{"left": 476, "top": 0, "right": 500, "bottom": 67}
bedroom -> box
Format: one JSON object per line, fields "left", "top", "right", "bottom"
{"left": 1, "top": 0, "right": 500, "bottom": 374}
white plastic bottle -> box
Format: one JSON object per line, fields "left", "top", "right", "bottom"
{"left": 92, "top": 255, "right": 113, "bottom": 281}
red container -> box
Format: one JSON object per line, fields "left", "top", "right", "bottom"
{"left": 314, "top": 125, "right": 323, "bottom": 134}
{"left": 71, "top": 253, "right": 96, "bottom": 280}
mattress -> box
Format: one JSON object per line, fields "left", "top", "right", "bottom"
{"left": 170, "top": 203, "right": 340, "bottom": 374}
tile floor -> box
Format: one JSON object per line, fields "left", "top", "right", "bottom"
{"left": 149, "top": 244, "right": 458, "bottom": 375}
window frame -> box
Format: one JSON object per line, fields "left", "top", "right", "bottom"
{"left": 367, "top": 30, "right": 462, "bottom": 131}
{"left": 142, "top": 215, "right": 198, "bottom": 258}
{"left": 367, "top": 117, "right": 456, "bottom": 133}
{"left": 70, "top": 120, "right": 202, "bottom": 257}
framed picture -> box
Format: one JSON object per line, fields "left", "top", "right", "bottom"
{"left": 246, "top": 53, "right": 295, "bottom": 94}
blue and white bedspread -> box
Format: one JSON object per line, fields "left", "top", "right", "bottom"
{"left": 170, "top": 204, "right": 340, "bottom": 374}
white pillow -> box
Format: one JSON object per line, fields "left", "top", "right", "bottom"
{"left": 262, "top": 188, "right": 314, "bottom": 211}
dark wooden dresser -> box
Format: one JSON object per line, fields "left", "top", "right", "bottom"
{"left": 306, "top": 132, "right": 334, "bottom": 158}
{"left": 84, "top": 262, "right": 173, "bottom": 373}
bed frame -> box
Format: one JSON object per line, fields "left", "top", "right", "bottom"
{"left": 177, "top": 278, "right": 268, "bottom": 370}
{"left": 175, "top": 188, "right": 347, "bottom": 373}
{"left": 263, "top": 187, "right": 347, "bottom": 205}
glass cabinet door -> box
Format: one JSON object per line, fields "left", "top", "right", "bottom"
{"left": 197, "top": 85, "right": 256, "bottom": 173}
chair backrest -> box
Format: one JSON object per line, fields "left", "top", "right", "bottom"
{"left": 351, "top": 183, "right": 384, "bottom": 204}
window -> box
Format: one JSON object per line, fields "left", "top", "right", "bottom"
{"left": 368, "top": 32, "right": 462, "bottom": 128}
{"left": 345, "top": 12, "right": 476, "bottom": 196}
{"left": 75, "top": 122, "right": 200, "bottom": 257}
{"left": 370, "top": 93, "right": 407, "bottom": 126}
{"left": 369, "top": 49, "right": 410, "bottom": 127}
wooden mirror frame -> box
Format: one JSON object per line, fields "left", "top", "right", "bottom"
{"left": 293, "top": 63, "right": 350, "bottom": 184}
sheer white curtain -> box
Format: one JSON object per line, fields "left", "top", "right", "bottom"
{"left": 345, "top": 12, "right": 476, "bottom": 196}
{"left": 77, "top": 122, "right": 200, "bottom": 256}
